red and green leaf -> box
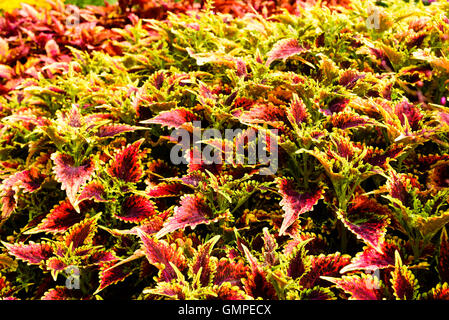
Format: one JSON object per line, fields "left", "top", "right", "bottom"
{"left": 107, "top": 139, "right": 145, "bottom": 183}
{"left": 390, "top": 251, "right": 419, "bottom": 300}
{"left": 277, "top": 177, "right": 323, "bottom": 236}
{"left": 322, "top": 273, "right": 384, "bottom": 300}
{"left": 51, "top": 152, "right": 95, "bottom": 210}
{"left": 266, "top": 38, "right": 309, "bottom": 66}
{"left": 114, "top": 195, "right": 157, "bottom": 223}
{"left": 2, "top": 241, "right": 53, "bottom": 265}
{"left": 25, "top": 199, "right": 82, "bottom": 234}
{"left": 63, "top": 215, "right": 99, "bottom": 250}
{"left": 156, "top": 194, "right": 228, "bottom": 238}
{"left": 140, "top": 108, "right": 199, "bottom": 129}
{"left": 190, "top": 235, "right": 220, "bottom": 287}
{"left": 300, "top": 253, "right": 352, "bottom": 288}
{"left": 95, "top": 261, "right": 132, "bottom": 294}
{"left": 337, "top": 195, "right": 390, "bottom": 253}
{"left": 340, "top": 241, "right": 398, "bottom": 273}
{"left": 137, "top": 229, "right": 188, "bottom": 282}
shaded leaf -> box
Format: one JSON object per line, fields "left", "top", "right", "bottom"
{"left": 277, "top": 177, "right": 323, "bottom": 236}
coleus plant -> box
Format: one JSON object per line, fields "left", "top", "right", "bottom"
{"left": 1, "top": 0, "right": 449, "bottom": 300}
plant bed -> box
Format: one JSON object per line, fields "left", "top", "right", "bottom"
{"left": 0, "top": 0, "right": 449, "bottom": 300}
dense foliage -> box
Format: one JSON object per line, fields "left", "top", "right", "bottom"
{"left": 1, "top": 0, "right": 449, "bottom": 300}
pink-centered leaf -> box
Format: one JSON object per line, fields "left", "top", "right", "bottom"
{"left": 340, "top": 241, "right": 398, "bottom": 273}
{"left": 96, "top": 124, "right": 142, "bottom": 138}
{"left": 277, "top": 177, "right": 324, "bottom": 236}
{"left": 266, "top": 38, "right": 309, "bottom": 66}
{"left": 239, "top": 103, "right": 287, "bottom": 126}
{"left": 156, "top": 194, "right": 229, "bottom": 238}
{"left": 337, "top": 196, "right": 390, "bottom": 253}
{"left": 2, "top": 241, "right": 53, "bottom": 265}
{"left": 76, "top": 181, "right": 108, "bottom": 205}
{"left": 140, "top": 108, "right": 199, "bottom": 129}
{"left": 51, "top": 152, "right": 95, "bottom": 210}
{"left": 322, "top": 274, "right": 383, "bottom": 300}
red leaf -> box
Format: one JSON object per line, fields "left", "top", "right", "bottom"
{"left": 300, "top": 253, "right": 352, "bottom": 289}
{"left": 277, "top": 177, "right": 323, "bottom": 236}
{"left": 286, "top": 244, "right": 309, "bottom": 280}
{"left": 394, "top": 100, "right": 423, "bottom": 131}
{"left": 191, "top": 236, "right": 220, "bottom": 287}
{"left": 241, "top": 244, "right": 278, "bottom": 300}
{"left": 107, "top": 139, "right": 145, "bottom": 183}
{"left": 386, "top": 171, "right": 423, "bottom": 208}
{"left": 210, "top": 282, "right": 249, "bottom": 300}
{"left": 156, "top": 194, "right": 229, "bottom": 238}
{"left": 46, "top": 257, "right": 67, "bottom": 272}
{"left": 337, "top": 196, "right": 390, "bottom": 253}
{"left": 41, "top": 286, "right": 83, "bottom": 300}
{"left": 213, "top": 258, "right": 248, "bottom": 287}
{"left": 340, "top": 241, "right": 398, "bottom": 273}
{"left": 95, "top": 261, "right": 131, "bottom": 294}
{"left": 147, "top": 183, "right": 190, "bottom": 198}
{"left": 115, "top": 195, "right": 157, "bottom": 223}
{"left": 25, "top": 199, "right": 82, "bottom": 234}
{"left": 63, "top": 216, "right": 98, "bottom": 250}
{"left": 85, "top": 249, "right": 117, "bottom": 266}
{"left": 428, "top": 160, "right": 449, "bottom": 190}
{"left": 390, "top": 252, "right": 418, "bottom": 300}
{"left": 186, "top": 147, "right": 223, "bottom": 175}
{"left": 287, "top": 93, "right": 308, "bottom": 126}
{"left": 322, "top": 274, "right": 383, "bottom": 300}
{"left": 2, "top": 241, "right": 53, "bottom": 265}
{"left": 96, "top": 124, "right": 142, "bottom": 138}
{"left": 51, "top": 152, "right": 95, "bottom": 210}
{"left": 266, "top": 38, "right": 309, "bottom": 66}
{"left": 13, "top": 167, "right": 46, "bottom": 193}
{"left": 140, "top": 108, "right": 199, "bottom": 129}
{"left": 76, "top": 181, "right": 108, "bottom": 205}
{"left": 328, "top": 112, "right": 371, "bottom": 130}
{"left": 364, "top": 144, "right": 405, "bottom": 168}
{"left": 137, "top": 229, "right": 188, "bottom": 282}
{"left": 239, "top": 103, "right": 287, "bottom": 126}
